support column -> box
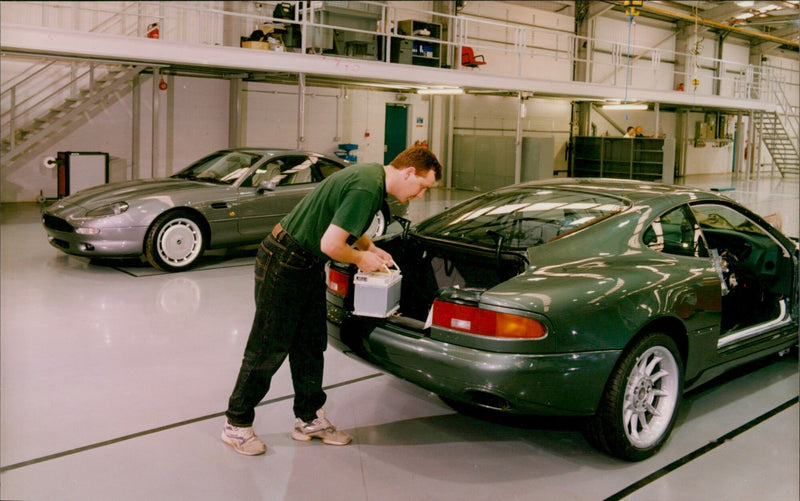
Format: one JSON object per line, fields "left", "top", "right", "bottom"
{"left": 151, "top": 68, "right": 160, "bottom": 178}
{"left": 675, "top": 110, "right": 688, "bottom": 178}
{"left": 297, "top": 73, "right": 305, "bottom": 149}
{"left": 515, "top": 92, "right": 524, "bottom": 184}
{"left": 673, "top": 23, "right": 691, "bottom": 92}
{"left": 714, "top": 32, "right": 729, "bottom": 96}
{"left": 734, "top": 113, "right": 745, "bottom": 175}
{"left": 131, "top": 74, "right": 140, "bottom": 180}
{"left": 654, "top": 102, "right": 660, "bottom": 138}
{"left": 748, "top": 110, "right": 756, "bottom": 178}
{"left": 228, "top": 77, "right": 241, "bottom": 148}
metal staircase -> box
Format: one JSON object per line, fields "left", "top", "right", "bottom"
{"left": 753, "top": 111, "right": 799, "bottom": 176}
{"left": 1, "top": 1, "right": 151, "bottom": 171}
{"left": 1, "top": 62, "right": 147, "bottom": 169}
{"left": 754, "top": 76, "right": 799, "bottom": 176}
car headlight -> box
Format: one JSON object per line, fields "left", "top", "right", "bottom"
{"left": 85, "top": 202, "right": 129, "bottom": 217}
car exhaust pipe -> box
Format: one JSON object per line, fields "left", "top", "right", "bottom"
{"left": 465, "top": 390, "right": 514, "bottom": 411}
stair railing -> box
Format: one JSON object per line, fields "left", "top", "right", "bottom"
{"left": 1, "top": 2, "right": 142, "bottom": 153}
{"left": 770, "top": 75, "right": 798, "bottom": 152}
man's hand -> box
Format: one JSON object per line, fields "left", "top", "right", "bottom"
{"left": 320, "top": 224, "right": 394, "bottom": 273}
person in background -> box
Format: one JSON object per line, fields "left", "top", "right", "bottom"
{"left": 624, "top": 126, "right": 635, "bottom": 138}
{"left": 635, "top": 125, "right": 645, "bottom": 137}
{"left": 221, "top": 146, "right": 443, "bottom": 456}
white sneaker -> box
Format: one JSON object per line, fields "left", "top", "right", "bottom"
{"left": 221, "top": 421, "right": 267, "bottom": 455}
{"left": 291, "top": 409, "right": 352, "bottom": 445}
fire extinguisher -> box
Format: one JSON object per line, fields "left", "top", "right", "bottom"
{"left": 147, "top": 23, "right": 159, "bottom": 39}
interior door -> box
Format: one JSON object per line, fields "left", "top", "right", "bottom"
{"left": 384, "top": 104, "right": 408, "bottom": 164}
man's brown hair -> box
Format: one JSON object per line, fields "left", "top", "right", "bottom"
{"left": 390, "top": 146, "right": 442, "bottom": 181}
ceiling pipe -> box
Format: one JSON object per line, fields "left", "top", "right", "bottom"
{"left": 637, "top": 3, "right": 799, "bottom": 48}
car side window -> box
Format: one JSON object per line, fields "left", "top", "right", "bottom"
{"left": 315, "top": 158, "right": 343, "bottom": 180}
{"left": 273, "top": 156, "right": 317, "bottom": 186}
{"left": 644, "top": 205, "right": 708, "bottom": 257}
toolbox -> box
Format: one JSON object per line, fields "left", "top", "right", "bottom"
{"left": 352, "top": 265, "right": 402, "bottom": 318}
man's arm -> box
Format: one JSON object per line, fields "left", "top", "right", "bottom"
{"left": 320, "top": 224, "right": 392, "bottom": 272}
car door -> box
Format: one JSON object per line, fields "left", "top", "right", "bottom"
{"left": 236, "top": 155, "right": 342, "bottom": 240}
{"left": 689, "top": 201, "right": 797, "bottom": 350}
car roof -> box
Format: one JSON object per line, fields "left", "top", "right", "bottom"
{"left": 513, "top": 177, "right": 721, "bottom": 207}
{"left": 223, "top": 147, "right": 347, "bottom": 164}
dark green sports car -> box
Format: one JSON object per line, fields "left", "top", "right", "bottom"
{"left": 326, "top": 178, "right": 798, "bottom": 461}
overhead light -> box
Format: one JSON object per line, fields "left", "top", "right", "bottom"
{"left": 417, "top": 88, "right": 464, "bottom": 95}
{"left": 602, "top": 103, "right": 648, "bottom": 110}
{"left": 735, "top": 1, "right": 754, "bottom": 7}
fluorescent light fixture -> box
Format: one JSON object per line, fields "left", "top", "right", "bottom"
{"left": 735, "top": 1, "right": 754, "bottom": 7}
{"left": 602, "top": 103, "right": 649, "bottom": 110}
{"left": 735, "top": 11, "right": 755, "bottom": 19}
{"left": 417, "top": 88, "right": 464, "bottom": 95}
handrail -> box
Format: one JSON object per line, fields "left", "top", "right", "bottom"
{"left": 1, "top": 2, "right": 143, "bottom": 147}
{"left": 2, "top": 1, "right": 797, "bottom": 123}
{"left": 770, "top": 78, "right": 799, "bottom": 157}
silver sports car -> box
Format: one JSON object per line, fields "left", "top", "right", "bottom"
{"left": 42, "top": 148, "right": 396, "bottom": 272}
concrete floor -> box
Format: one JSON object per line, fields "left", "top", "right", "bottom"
{"left": 1, "top": 173, "right": 797, "bottom": 500}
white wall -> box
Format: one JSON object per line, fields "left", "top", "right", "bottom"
{"left": 454, "top": 94, "right": 571, "bottom": 173}
{"left": 2, "top": 1, "right": 797, "bottom": 201}
{"left": 241, "top": 83, "right": 430, "bottom": 163}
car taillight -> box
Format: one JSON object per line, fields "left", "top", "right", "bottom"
{"left": 327, "top": 267, "right": 350, "bottom": 297}
{"left": 432, "top": 300, "right": 546, "bottom": 339}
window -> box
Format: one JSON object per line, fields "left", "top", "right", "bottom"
{"left": 644, "top": 205, "right": 708, "bottom": 257}
{"left": 174, "top": 151, "right": 262, "bottom": 185}
{"left": 415, "top": 187, "right": 628, "bottom": 250}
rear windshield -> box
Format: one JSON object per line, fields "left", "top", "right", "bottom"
{"left": 415, "top": 187, "right": 629, "bottom": 250}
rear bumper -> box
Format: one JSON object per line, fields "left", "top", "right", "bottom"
{"left": 327, "top": 304, "right": 621, "bottom": 416}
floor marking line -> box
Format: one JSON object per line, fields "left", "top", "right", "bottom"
{"left": 0, "top": 372, "right": 384, "bottom": 473}
{"left": 603, "top": 396, "right": 799, "bottom": 501}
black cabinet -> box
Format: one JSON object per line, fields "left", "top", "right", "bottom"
{"left": 571, "top": 137, "right": 675, "bottom": 183}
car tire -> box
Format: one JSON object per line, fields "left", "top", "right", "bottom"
{"left": 365, "top": 207, "right": 389, "bottom": 240}
{"left": 145, "top": 210, "right": 206, "bottom": 272}
{"left": 584, "top": 332, "right": 683, "bottom": 461}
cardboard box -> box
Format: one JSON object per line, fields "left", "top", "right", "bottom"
{"left": 353, "top": 267, "right": 402, "bottom": 318}
{"left": 242, "top": 41, "right": 270, "bottom": 50}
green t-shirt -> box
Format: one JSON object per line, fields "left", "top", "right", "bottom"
{"left": 280, "top": 162, "right": 386, "bottom": 260}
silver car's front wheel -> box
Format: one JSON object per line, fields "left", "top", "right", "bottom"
{"left": 145, "top": 211, "right": 205, "bottom": 272}
{"left": 584, "top": 333, "right": 683, "bottom": 461}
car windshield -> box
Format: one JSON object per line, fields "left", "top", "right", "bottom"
{"left": 415, "top": 187, "right": 629, "bottom": 250}
{"left": 172, "top": 151, "right": 264, "bottom": 185}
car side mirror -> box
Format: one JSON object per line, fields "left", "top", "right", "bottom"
{"left": 257, "top": 180, "right": 276, "bottom": 193}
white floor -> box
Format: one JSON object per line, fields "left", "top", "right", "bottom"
{"left": 1, "top": 173, "right": 798, "bottom": 501}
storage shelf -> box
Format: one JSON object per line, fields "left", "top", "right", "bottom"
{"left": 570, "top": 137, "right": 675, "bottom": 183}
{"left": 390, "top": 20, "right": 442, "bottom": 68}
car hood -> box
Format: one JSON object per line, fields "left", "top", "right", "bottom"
{"left": 51, "top": 178, "right": 218, "bottom": 211}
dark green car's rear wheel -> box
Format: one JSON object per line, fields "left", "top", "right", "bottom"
{"left": 145, "top": 210, "right": 205, "bottom": 272}
{"left": 584, "top": 332, "right": 683, "bottom": 461}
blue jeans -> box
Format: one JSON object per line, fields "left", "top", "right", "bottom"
{"left": 225, "top": 231, "right": 327, "bottom": 425}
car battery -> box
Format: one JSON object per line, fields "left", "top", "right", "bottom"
{"left": 352, "top": 265, "right": 402, "bottom": 318}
